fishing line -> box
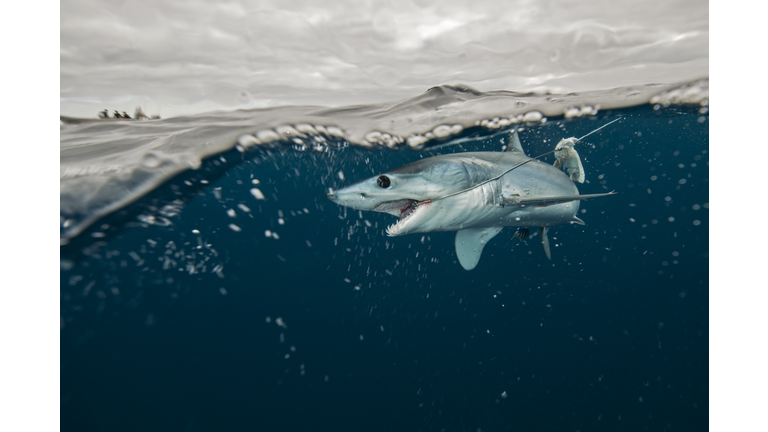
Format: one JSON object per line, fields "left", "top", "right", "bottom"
{"left": 576, "top": 117, "right": 622, "bottom": 141}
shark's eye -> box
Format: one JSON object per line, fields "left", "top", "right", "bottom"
{"left": 377, "top": 175, "right": 391, "bottom": 188}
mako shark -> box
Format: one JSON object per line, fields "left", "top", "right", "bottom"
{"left": 326, "top": 130, "right": 615, "bottom": 270}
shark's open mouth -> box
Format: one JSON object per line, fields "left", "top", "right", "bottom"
{"left": 398, "top": 200, "right": 419, "bottom": 218}
{"left": 372, "top": 199, "right": 413, "bottom": 216}
{"left": 377, "top": 199, "right": 430, "bottom": 236}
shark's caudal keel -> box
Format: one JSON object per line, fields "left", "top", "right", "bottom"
{"left": 326, "top": 131, "right": 616, "bottom": 270}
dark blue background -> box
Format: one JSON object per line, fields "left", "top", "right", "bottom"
{"left": 61, "top": 106, "right": 708, "bottom": 431}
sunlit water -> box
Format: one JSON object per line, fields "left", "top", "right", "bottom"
{"left": 60, "top": 81, "right": 708, "bottom": 431}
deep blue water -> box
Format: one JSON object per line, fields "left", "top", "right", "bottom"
{"left": 61, "top": 105, "right": 708, "bottom": 431}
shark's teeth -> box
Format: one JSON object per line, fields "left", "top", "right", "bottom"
{"left": 386, "top": 212, "right": 408, "bottom": 237}
{"left": 386, "top": 201, "right": 428, "bottom": 236}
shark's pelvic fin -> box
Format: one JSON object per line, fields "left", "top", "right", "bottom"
{"left": 455, "top": 227, "right": 504, "bottom": 270}
{"left": 571, "top": 216, "right": 586, "bottom": 225}
{"left": 540, "top": 227, "right": 552, "bottom": 260}
{"left": 501, "top": 191, "right": 616, "bottom": 208}
{"left": 505, "top": 130, "right": 526, "bottom": 155}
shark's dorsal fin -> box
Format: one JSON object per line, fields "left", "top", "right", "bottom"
{"left": 455, "top": 227, "right": 504, "bottom": 270}
{"left": 540, "top": 227, "right": 552, "bottom": 260}
{"left": 505, "top": 130, "right": 526, "bottom": 155}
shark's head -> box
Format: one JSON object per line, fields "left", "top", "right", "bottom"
{"left": 326, "top": 157, "right": 476, "bottom": 236}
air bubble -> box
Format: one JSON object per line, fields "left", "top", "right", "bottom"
{"left": 238, "top": 134, "right": 261, "bottom": 148}
{"left": 295, "top": 124, "right": 318, "bottom": 135}
{"left": 275, "top": 125, "right": 303, "bottom": 137}
{"left": 365, "top": 131, "right": 382, "bottom": 143}
{"left": 407, "top": 135, "right": 428, "bottom": 148}
{"left": 250, "top": 188, "right": 266, "bottom": 200}
{"left": 432, "top": 125, "right": 453, "bottom": 138}
{"left": 256, "top": 130, "right": 280, "bottom": 142}
{"left": 522, "top": 111, "right": 543, "bottom": 122}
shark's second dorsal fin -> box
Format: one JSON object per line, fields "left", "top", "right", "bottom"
{"left": 455, "top": 227, "right": 504, "bottom": 270}
{"left": 505, "top": 130, "right": 526, "bottom": 156}
{"left": 540, "top": 227, "right": 552, "bottom": 260}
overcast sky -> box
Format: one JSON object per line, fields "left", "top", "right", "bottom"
{"left": 60, "top": 0, "right": 708, "bottom": 118}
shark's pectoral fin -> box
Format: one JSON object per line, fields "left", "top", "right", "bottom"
{"left": 455, "top": 227, "right": 504, "bottom": 270}
{"left": 540, "top": 227, "right": 552, "bottom": 260}
{"left": 571, "top": 216, "right": 586, "bottom": 225}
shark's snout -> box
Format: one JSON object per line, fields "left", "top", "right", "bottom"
{"left": 325, "top": 192, "right": 341, "bottom": 206}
